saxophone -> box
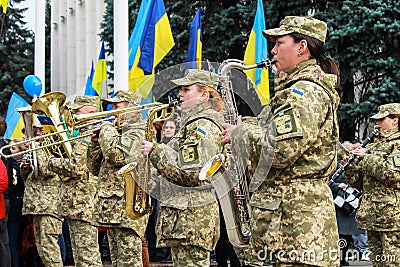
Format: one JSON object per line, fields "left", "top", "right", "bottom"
{"left": 118, "top": 101, "right": 179, "bottom": 219}
{"left": 199, "top": 59, "right": 275, "bottom": 248}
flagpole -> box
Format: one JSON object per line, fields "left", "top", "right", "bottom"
{"left": 114, "top": 0, "right": 129, "bottom": 92}
{"left": 35, "top": 0, "right": 46, "bottom": 95}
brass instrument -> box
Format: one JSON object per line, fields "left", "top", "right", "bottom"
{"left": 119, "top": 101, "right": 179, "bottom": 219}
{"left": 64, "top": 102, "right": 165, "bottom": 131}
{"left": 199, "top": 59, "right": 275, "bottom": 248}
{"left": 16, "top": 107, "right": 39, "bottom": 178}
{"left": 32, "top": 92, "right": 73, "bottom": 159}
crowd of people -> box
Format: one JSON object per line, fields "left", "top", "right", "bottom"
{"left": 0, "top": 14, "right": 398, "bottom": 267}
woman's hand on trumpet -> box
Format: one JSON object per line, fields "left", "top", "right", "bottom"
{"left": 141, "top": 140, "right": 154, "bottom": 156}
{"left": 91, "top": 125, "right": 101, "bottom": 142}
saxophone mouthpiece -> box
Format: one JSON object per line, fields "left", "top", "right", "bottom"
{"left": 256, "top": 59, "right": 276, "bottom": 69}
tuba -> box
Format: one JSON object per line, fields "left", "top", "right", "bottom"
{"left": 199, "top": 59, "right": 275, "bottom": 248}
{"left": 119, "top": 101, "right": 179, "bottom": 219}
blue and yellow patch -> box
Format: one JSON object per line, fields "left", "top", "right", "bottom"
{"left": 291, "top": 88, "right": 304, "bottom": 98}
{"left": 196, "top": 127, "right": 207, "bottom": 137}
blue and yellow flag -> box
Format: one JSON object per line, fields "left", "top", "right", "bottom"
{"left": 92, "top": 41, "right": 107, "bottom": 97}
{"left": 243, "top": 0, "right": 270, "bottom": 105}
{"left": 1, "top": 0, "right": 8, "bottom": 13}
{"left": 185, "top": 8, "right": 202, "bottom": 69}
{"left": 4, "top": 93, "right": 29, "bottom": 139}
{"left": 84, "top": 61, "right": 97, "bottom": 96}
{"left": 129, "top": 0, "right": 175, "bottom": 98}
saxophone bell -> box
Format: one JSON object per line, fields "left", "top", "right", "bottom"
{"left": 199, "top": 154, "right": 225, "bottom": 181}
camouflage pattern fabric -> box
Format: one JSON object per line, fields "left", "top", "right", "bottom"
{"left": 346, "top": 128, "right": 400, "bottom": 266}
{"left": 263, "top": 16, "right": 327, "bottom": 43}
{"left": 87, "top": 114, "right": 148, "bottom": 266}
{"left": 171, "top": 69, "right": 219, "bottom": 90}
{"left": 46, "top": 126, "right": 102, "bottom": 266}
{"left": 232, "top": 59, "right": 340, "bottom": 266}
{"left": 32, "top": 215, "right": 63, "bottom": 267}
{"left": 149, "top": 102, "right": 223, "bottom": 252}
{"left": 47, "top": 126, "right": 98, "bottom": 222}
{"left": 354, "top": 128, "right": 400, "bottom": 231}
{"left": 368, "top": 230, "right": 400, "bottom": 267}
{"left": 22, "top": 148, "right": 62, "bottom": 218}
{"left": 68, "top": 219, "right": 102, "bottom": 267}
{"left": 107, "top": 227, "right": 143, "bottom": 267}
{"left": 171, "top": 245, "right": 210, "bottom": 267}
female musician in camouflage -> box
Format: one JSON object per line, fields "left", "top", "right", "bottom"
{"left": 350, "top": 103, "right": 400, "bottom": 267}
{"left": 222, "top": 16, "right": 341, "bottom": 266}
{"left": 141, "top": 69, "right": 224, "bottom": 267}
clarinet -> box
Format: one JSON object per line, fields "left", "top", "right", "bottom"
{"left": 328, "top": 127, "right": 379, "bottom": 186}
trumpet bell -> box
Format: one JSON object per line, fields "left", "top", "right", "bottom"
{"left": 199, "top": 154, "right": 225, "bottom": 181}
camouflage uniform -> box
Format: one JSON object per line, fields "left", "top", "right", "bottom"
{"left": 148, "top": 71, "right": 223, "bottom": 267}
{"left": 22, "top": 148, "right": 63, "bottom": 266}
{"left": 87, "top": 90, "right": 148, "bottom": 267}
{"left": 233, "top": 16, "right": 340, "bottom": 267}
{"left": 47, "top": 96, "right": 102, "bottom": 267}
{"left": 348, "top": 104, "right": 400, "bottom": 267}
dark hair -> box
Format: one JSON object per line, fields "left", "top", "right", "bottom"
{"left": 292, "top": 33, "right": 340, "bottom": 89}
{"left": 0, "top": 117, "right": 6, "bottom": 137}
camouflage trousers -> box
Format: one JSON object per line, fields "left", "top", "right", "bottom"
{"left": 107, "top": 227, "right": 143, "bottom": 267}
{"left": 68, "top": 219, "right": 102, "bottom": 267}
{"left": 368, "top": 230, "right": 400, "bottom": 267}
{"left": 32, "top": 215, "right": 63, "bottom": 267}
{"left": 171, "top": 245, "right": 210, "bottom": 267}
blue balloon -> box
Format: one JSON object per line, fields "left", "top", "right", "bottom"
{"left": 23, "top": 75, "right": 42, "bottom": 97}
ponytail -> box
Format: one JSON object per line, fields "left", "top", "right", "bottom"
{"left": 292, "top": 33, "right": 340, "bottom": 89}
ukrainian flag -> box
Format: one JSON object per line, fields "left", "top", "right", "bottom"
{"left": 84, "top": 61, "right": 97, "bottom": 96}
{"left": 129, "top": 0, "right": 175, "bottom": 98}
{"left": 1, "top": 0, "right": 7, "bottom": 13}
{"left": 185, "top": 8, "right": 202, "bottom": 69}
{"left": 92, "top": 41, "right": 107, "bottom": 97}
{"left": 243, "top": 0, "right": 270, "bottom": 105}
{"left": 4, "top": 93, "right": 29, "bottom": 139}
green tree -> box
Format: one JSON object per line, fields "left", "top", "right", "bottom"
{"left": 316, "top": 0, "right": 400, "bottom": 141}
{"left": 0, "top": 0, "right": 34, "bottom": 117}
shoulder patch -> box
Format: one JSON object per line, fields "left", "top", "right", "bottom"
{"left": 393, "top": 154, "right": 400, "bottom": 167}
{"left": 196, "top": 127, "right": 207, "bottom": 137}
{"left": 119, "top": 136, "right": 134, "bottom": 152}
{"left": 75, "top": 140, "right": 89, "bottom": 156}
{"left": 178, "top": 141, "right": 199, "bottom": 166}
{"left": 272, "top": 105, "right": 303, "bottom": 141}
{"left": 291, "top": 88, "right": 304, "bottom": 98}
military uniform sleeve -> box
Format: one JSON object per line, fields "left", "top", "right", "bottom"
{"left": 36, "top": 148, "right": 58, "bottom": 179}
{"left": 47, "top": 139, "right": 90, "bottom": 178}
{"left": 149, "top": 119, "right": 223, "bottom": 187}
{"left": 270, "top": 83, "right": 331, "bottom": 169}
{"left": 361, "top": 151, "right": 400, "bottom": 184}
{"left": 87, "top": 140, "right": 102, "bottom": 176}
{"left": 231, "top": 120, "right": 263, "bottom": 178}
{"left": 98, "top": 123, "right": 143, "bottom": 167}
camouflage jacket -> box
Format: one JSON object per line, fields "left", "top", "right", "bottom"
{"left": 47, "top": 127, "right": 98, "bottom": 222}
{"left": 232, "top": 59, "right": 340, "bottom": 266}
{"left": 22, "top": 146, "right": 61, "bottom": 219}
{"left": 348, "top": 128, "right": 400, "bottom": 231}
{"left": 87, "top": 116, "right": 148, "bottom": 236}
{"left": 149, "top": 102, "right": 223, "bottom": 251}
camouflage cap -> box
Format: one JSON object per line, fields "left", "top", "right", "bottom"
{"left": 171, "top": 69, "right": 219, "bottom": 90}
{"left": 262, "top": 16, "right": 327, "bottom": 43}
{"left": 104, "top": 90, "right": 142, "bottom": 106}
{"left": 370, "top": 103, "right": 400, "bottom": 119}
{"left": 67, "top": 96, "right": 99, "bottom": 110}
